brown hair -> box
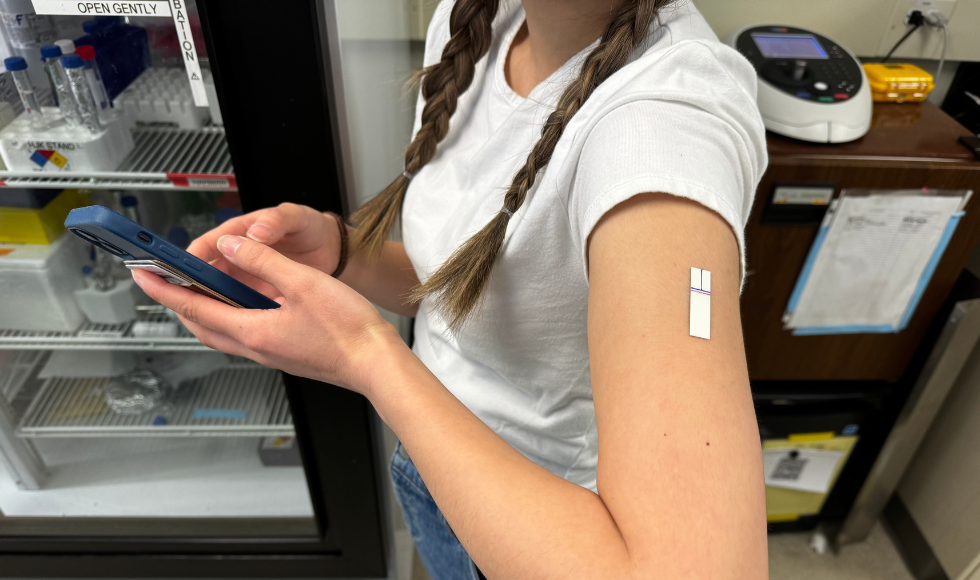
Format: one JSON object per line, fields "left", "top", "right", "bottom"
{"left": 351, "top": 0, "right": 670, "bottom": 331}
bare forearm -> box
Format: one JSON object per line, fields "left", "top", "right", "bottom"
{"left": 369, "top": 339, "right": 633, "bottom": 580}
{"left": 339, "top": 236, "right": 420, "bottom": 317}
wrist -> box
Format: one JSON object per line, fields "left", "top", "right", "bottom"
{"left": 352, "top": 325, "right": 419, "bottom": 421}
{"left": 322, "top": 212, "right": 345, "bottom": 277}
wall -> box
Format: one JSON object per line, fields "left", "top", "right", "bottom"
{"left": 692, "top": 0, "right": 978, "bottom": 61}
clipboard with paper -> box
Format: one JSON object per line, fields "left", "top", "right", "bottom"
{"left": 783, "top": 188, "right": 972, "bottom": 335}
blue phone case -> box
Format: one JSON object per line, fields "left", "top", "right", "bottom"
{"left": 65, "top": 205, "right": 280, "bottom": 310}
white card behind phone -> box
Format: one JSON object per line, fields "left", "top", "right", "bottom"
{"left": 125, "top": 260, "right": 244, "bottom": 308}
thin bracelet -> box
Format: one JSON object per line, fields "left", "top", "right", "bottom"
{"left": 326, "top": 212, "right": 348, "bottom": 278}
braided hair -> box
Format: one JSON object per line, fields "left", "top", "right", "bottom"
{"left": 351, "top": 0, "right": 672, "bottom": 331}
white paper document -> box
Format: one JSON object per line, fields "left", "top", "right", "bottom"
{"left": 784, "top": 190, "right": 970, "bottom": 334}
{"left": 763, "top": 448, "right": 845, "bottom": 494}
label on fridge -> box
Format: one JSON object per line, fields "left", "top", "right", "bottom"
{"left": 169, "top": 0, "right": 208, "bottom": 107}
{"left": 167, "top": 173, "right": 236, "bottom": 190}
{"left": 31, "top": 1, "right": 172, "bottom": 16}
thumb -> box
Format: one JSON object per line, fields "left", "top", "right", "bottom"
{"left": 217, "top": 235, "right": 308, "bottom": 296}
{"left": 244, "top": 203, "right": 313, "bottom": 245}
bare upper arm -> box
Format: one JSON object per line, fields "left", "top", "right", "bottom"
{"left": 587, "top": 192, "right": 768, "bottom": 579}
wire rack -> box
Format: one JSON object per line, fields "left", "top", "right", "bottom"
{"left": 0, "top": 314, "right": 208, "bottom": 351}
{"left": 18, "top": 364, "right": 293, "bottom": 438}
{"left": 119, "top": 127, "right": 233, "bottom": 174}
{"left": 0, "top": 127, "right": 236, "bottom": 190}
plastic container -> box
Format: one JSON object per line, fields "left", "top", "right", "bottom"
{"left": 40, "top": 45, "right": 81, "bottom": 126}
{"left": 54, "top": 38, "right": 74, "bottom": 55}
{"left": 4, "top": 56, "right": 45, "bottom": 129}
{"left": 74, "top": 275, "right": 138, "bottom": 324}
{"left": 119, "top": 194, "right": 142, "bottom": 224}
{"left": 74, "top": 18, "right": 150, "bottom": 99}
{"left": 0, "top": 105, "right": 134, "bottom": 171}
{"left": 862, "top": 63, "right": 935, "bottom": 103}
{"left": 0, "top": 73, "right": 19, "bottom": 155}
{"left": 113, "top": 67, "right": 210, "bottom": 129}
{"left": 60, "top": 53, "right": 100, "bottom": 134}
{"left": 0, "top": 0, "right": 56, "bottom": 89}
{"left": 0, "top": 231, "right": 89, "bottom": 332}
{"left": 74, "top": 45, "right": 112, "bottom": 123}
{"left": 0, "top": 188, "right": 89, "bottom": 244}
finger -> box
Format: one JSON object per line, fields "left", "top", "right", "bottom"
{"left": 216, "top": 235, "right": 316, "bottom": 297}
{"left": 209, "top": 257, "right": 282, "bottom": 300}
{"left": 132, "top": 268, "right": 256, "bottom": 338}
{"left": 187, "top": 214, "right": 254, "bottom": 262}
{"left": 243, "top": 202, "right": 316, "bottom": 245}
{"left": 177, "top": 315, "right": 259, "bottom": 360}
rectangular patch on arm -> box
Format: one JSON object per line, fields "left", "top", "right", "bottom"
{"left": 690, "top": 267, "right": 711, "bottom": 340}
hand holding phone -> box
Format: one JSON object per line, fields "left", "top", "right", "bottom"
{"left": 65, "top": 206, "right": 280, "bottom": 310}
{"left": 186, "top": 203, "right": 344, "bottom": 291}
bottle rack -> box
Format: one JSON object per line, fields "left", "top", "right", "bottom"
{"left": 0, "top": 126, "right": 236, "bottom": 191}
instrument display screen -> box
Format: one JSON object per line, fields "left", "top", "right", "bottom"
{"left": 752, "top": 33, "right": 828, "bottom": 59}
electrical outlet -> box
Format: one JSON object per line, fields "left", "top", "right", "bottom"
{"left": 911, "top": 0, "right": 956, "bottom": 22}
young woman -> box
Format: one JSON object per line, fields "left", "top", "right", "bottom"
{"left": 133, "top": 0, "right": 769, "bottom": 577}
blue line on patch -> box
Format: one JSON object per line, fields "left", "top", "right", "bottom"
{"left": 192, "top": 409, "right": 247, "bottom": 420}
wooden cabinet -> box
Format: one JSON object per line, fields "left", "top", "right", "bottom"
{"left": 742, "top": 102, "right": 980, "bottom": 381}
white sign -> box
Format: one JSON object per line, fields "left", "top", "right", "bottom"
{"left": 764, "top": 448, "right": 845, "bottom": 494}
{"left": 169, "top": 0, "right": 207, "bottom": 106}
{"left": 32, "top": 1, "right": 172, "bottom": 16}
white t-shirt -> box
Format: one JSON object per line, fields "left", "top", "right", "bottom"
{"left": 401, "top": 0, "right": 767, "bottom": 491}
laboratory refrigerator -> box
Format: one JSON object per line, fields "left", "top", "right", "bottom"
{"left": 0, "top": 0, "right": 391, "bottom": 576}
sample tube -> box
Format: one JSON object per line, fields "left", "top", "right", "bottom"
{"left": 40, "top": 44, "right": 81, "bottom": 126}
{"left": 4, "top": 56, "right": 46, "bottom": 129}
{"left": 120, "top": 194, "right": 142, "bottom": 225}
{"left": 60, "top": 54, "right": 101, "bottom": 134}
{"left": 75, "top": 45, "right": 112, "bottom": 122}
{"left": 54, "top": 39, "right": 75, "bottom": 55}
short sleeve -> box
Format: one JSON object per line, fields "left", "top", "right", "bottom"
{"left": 568, "top": 55, "right": 767, "bottom": 282}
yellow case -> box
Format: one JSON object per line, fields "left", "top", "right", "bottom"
{"left": 862, "top": 63, "right": 935, "bottom": 103}
{"left": 0, "top": 189, "right": 90, "bottom": 244}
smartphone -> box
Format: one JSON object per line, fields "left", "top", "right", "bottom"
{"left": 65, "top": 205, "right": 280, "bottom": 310}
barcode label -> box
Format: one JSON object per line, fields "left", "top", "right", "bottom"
{"left": 187, "top": 177, "right": 230, "bottom": 188}
{"left": 770, "top": 457, "right": 809, "bottom": 481}
{"left": 167, "top": 173, "right": 236, "bottom": 189}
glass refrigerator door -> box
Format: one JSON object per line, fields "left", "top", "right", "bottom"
{"left": 0, "top": 1, "right": 386, "bottom": 576}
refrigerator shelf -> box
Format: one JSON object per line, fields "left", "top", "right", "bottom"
{"left": 0, "top": 316, "right": 209, "bottom": 351}
{"left": 0, "top": 127, "right": 236, "bottom": 191}
{"left": 18, "top": 364, "right": 293, "bottom": 438}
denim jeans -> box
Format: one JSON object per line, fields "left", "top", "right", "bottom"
{"left": 390, "top": 440, "right": 484, "bottom": 580}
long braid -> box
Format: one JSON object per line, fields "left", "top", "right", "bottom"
{"left": 349, "top": 0, "right": 500, "bottom": 257}
{"left": 412, "top": 0, "right": 670, "bottom": 332}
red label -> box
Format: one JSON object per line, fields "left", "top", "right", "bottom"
{"left": 166, "top": 173, "right": 237, "bottom": 190}
{"left": 0, "top": 179, "right": 6, "bottom": 186}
